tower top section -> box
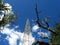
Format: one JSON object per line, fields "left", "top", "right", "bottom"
{"left": 24, "top": 19, "right": 30, "bottom": 35}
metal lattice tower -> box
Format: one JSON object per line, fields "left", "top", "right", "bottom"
{"left": 21, "top": 19, "right": 31, "bottom": 45}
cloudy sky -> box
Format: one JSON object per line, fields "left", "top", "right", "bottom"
{"left": 0, "top": 0, "right": 60, "bottom": 45}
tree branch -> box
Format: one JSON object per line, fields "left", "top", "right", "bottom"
{"left": 34, "top": 3, "right": 58, "bottom": 35}
{"left": 32, "top": 40, "right": 52, "bottom": 45}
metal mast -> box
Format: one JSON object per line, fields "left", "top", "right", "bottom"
{"left": 21, "top": 19, "right": 30, "bottom": 45}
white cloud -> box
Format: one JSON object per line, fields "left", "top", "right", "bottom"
{"left": 0, "top": 25, "right": 35, "bottom": 45}
{"left": 14, "top": 26, "right": 19, "bottom": 29}
{"left": 32, "top": 24, "right": 39, "bottom": 32}
{"left": 38, "top": 31, "right": 50, "bottom": 39}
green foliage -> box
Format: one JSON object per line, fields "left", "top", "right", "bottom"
{"left": 50, "top": 23, "right": 60, "bottom": 45}
{"left": 0, "top": 0, "right": 2, "bottom": 4}
{"left": 0, "top": 14, "right": 15, "bottom": 27}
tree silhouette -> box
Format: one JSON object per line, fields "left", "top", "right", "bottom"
{"left": 50, "top": 23, "right": 60, "bottom": 45}
{"left": 32, "top": 2, "right": 59, "bottom": 45}
{"left": 0, "top": 0, "right": 16, "bottom": 28}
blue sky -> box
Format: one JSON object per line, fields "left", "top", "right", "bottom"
{"left": 4, "top": 0, "right": 60, "bottom": 29}
{"left": 0, "top": 0, "right": 60, "bottom": 45}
